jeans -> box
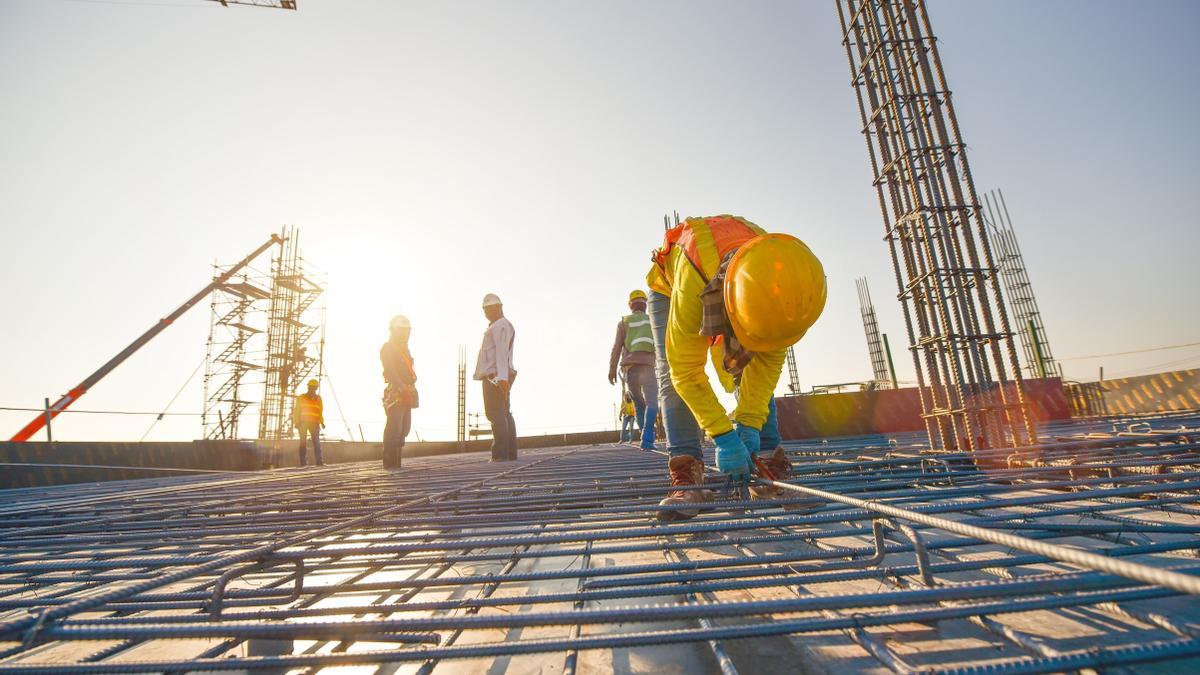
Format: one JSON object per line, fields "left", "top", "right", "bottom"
{"left": 620, "top": 415, "right": 636, "bottom": 442}
{"left": 648, "top": 290, "right": 703, "bottom": 460}
{"left": 298, "top": 425, "right": 322, "bottom": 466}
{"left": 624, "top": 364, "right": 659, "bottom": 431}
{"left": 383, "top": 406, "right": 411, "bottom": 467}
{"left": 482, "top": 381, "right": 517, "bottom": 461}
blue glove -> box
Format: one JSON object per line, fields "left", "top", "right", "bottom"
{"left": 734, "top": 422, "right": 761, "bottom": 456}
{"left": 713, "top": 430, "right": 751, "bottom": 479}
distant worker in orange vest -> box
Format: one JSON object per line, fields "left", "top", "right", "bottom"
{"left": 292, "top": 379, "right": 325, "bottom": 467}
{"left": 381, "top": 315, "right": 418, "bottom": 469}
{"left": 608, "top": 289, "right": 659, "bottom": 449}
{"left": 646, "top": 215, "right": 826, "bottom": 520}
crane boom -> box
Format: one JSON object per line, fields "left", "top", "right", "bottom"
{"left": 10, "top": 235, "right": 283, "bottom": 442}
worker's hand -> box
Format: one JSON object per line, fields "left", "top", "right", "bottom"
{"left": 608, "top": 373, "right": 617, "bottom": 386}
{"left": 496, "top": 379, "right": 510, "bottom": 395}
{"left": 713, "top": 430, "right": 751, "bottom": 479}
{"left": 734, "top": 422, "right": 761, "bottom": 456}
{"left": 321, "top": 423, "right": 326, "bottom": 429}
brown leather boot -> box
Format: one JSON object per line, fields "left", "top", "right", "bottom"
{"left": 749, "top": 447, "right": 822, "bottom": 513}
{"left": 657, "top": 455, "right": 714, "bottom": 522}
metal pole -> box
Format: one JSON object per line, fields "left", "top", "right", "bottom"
{"left": 1028, "top": 320, "right": 1048, "bottom": 380}
{"left": 882, "top": 334, "right": 899, "bottom": 389}
{"left": 43, "top": 398, "right": 52, "bottom": 442}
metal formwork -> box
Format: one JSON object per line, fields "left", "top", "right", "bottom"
{"left": 856, "top": 277, "right": 892, "bottom": 389}
{"left": 837, "top": 0, "right": 1034, "bottom": 453}
{"left": 2, "top": 415, "right": 1199, "bottom": 673}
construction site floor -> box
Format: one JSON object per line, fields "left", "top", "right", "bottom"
{"left": 1, "top": 415, "right": 1199, "bottom": 674}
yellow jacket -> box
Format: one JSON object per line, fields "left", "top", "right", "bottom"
{"left": 646, "top": 217, "right": 786, "bottom": 436}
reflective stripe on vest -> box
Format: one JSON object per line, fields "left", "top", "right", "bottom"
{"left": 297, "top": 394, "right": 322, "bottom": 422}
{"left": 623, "top": 312, "right": 654, "bottom": 353}
{"left": 652, "top": 215, "right": 766, "bottom": 283}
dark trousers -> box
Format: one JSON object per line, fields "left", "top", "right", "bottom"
{"left": 298, "top": 425, "right": 322, "bottom": 466}
{"left": 383, "top": 406, "right": 411, "bottom": 468}
{"left": 482, "top": 381, "right": 517, "bottom": 461}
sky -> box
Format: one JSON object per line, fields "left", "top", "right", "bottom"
{"left": 2, "top": 0, "right": 1198, "bottom": 443}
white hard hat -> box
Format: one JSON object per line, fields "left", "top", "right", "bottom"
{"left": 481, "top": 293, "right": 502, "bottom": 308}
{"left": 389, "top": 315, "right": 411, "bottom": 330}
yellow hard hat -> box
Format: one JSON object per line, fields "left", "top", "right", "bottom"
{"left": 629, "top": 289, "right": 647, "bottom": 303}
{"left": 724, "top": 233, "right": 826, "bottom": 352}
{"left": 307, "top": 379, "right": 319, "bottom": 389}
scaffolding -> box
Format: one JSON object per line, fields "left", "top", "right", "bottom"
{"left": 855, "top": 277, "right": 892, "bottom": 389}
{"left": 201, "top": 269, "right": 272, "bottom": 439}
{"left": 258, "top": 227, "right": 326, "bottom": 442}
{"left": 457, "top": 345, "right": 467, "bottom": 448}
{"left": 837, "top": 0, "right": 1034, "bottom": 453}
{"left": 785, "top": 347, "right": 802, "bottom": 395}
{"left": 984, "top": 189, "right": 1061, "bottom": 380}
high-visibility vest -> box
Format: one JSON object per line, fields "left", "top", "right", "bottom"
{"left": 622, "top": 312, "right": 655, "bottom": 353}
{"left": 294, "top": 393, "right": 323, "bottom": 427}
{"left": 621, "top": 401, "right": 635, "bottom": 418}
{"left": 649, "top": 215, "right": 766, "bottom": 292}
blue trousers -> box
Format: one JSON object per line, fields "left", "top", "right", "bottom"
{"left": 620, "top": 415, "right": 636, "bottom": 442}
{"left": 298, "top": 425, "right": 323, "bottom": 466}
{"left": 624, "top": 364, "right": 659, "bottom": 432}
{"left": 648, "top": 291, "right": 704, "bottom": 460}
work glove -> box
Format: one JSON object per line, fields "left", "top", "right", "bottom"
{"left": 713, "top": 430, "right": 751, "bottom": 479}
{"left": 734, "top": 422, "right": 761, "bottom": 457}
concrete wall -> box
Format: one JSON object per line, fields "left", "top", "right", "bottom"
{"left": 0, "top": 430, "right": 619, "bottom": 489}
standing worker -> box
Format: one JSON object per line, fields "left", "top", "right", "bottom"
{"left": 474, "top": 293, "right": 518, "bottom": 461}
{"left": 619, "top": 392, "right": 637, "bottom": 443}
{"left": 292, "top": 379, "right": 325, "bottom": 467}
{"left": 381, "top": 315, "right": 418, "bottom": 469}
{"left": 647, "top": 215, "right": 826, "bottom": 520}
{"left": 608, "top": 289, "right": 659, "bottom": 449}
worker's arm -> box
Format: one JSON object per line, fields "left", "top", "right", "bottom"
{"left": 732, "top": 347, "right": 786, "bottom": 430}
{"left": 608, "top": 320, "right": 626, "bottom": 382}
{"left": 491, "top": 321, "right": 512, "bottom": 383}
{"left": 316, "top": 396, "right": 325, "bottom": 426}
{"left": 666, "top": 263, "right": 733, "bottom": 438}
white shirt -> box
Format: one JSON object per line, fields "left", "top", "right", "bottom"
{"left": 473, "top": 316, "right": 516, "bottom": 383}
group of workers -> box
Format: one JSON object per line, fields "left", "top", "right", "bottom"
{"left": 290, "top": 293, "right": 519, "bottom": 467}
{"left": 292, "top": 214, "right": 826, "bottom": 522}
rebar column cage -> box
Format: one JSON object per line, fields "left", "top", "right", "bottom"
{"left": 837, "top": 0, "right": 1035, "bottom": 452}
{"left": 983, "top": 189, "right": 1061, "bottom": 380}
{"left": 258, "top": 227, "right": 326, "bottom": 442}
{"left": 457, "top": 345, "right": 467, "bottom": 446}
{"left": 855, "top": 277, "right": 892, "bottom": 389}
{"left": 201, "top": 268, "right": 271, "bottom": 440}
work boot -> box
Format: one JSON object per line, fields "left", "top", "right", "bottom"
{"left": 656, "top": 455, "right": 714, "bottom": 522}
{"left": 748, "top": 447, "right": 822, "bottom": 513}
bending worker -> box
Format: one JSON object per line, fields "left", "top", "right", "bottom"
{"left": 608, "top": 289, "right": 658, "bottom": 449}
{"left": 647, "top": 214, "right": 826, "bottom": 520}
{"left": 293, "top": 379, "right": 325, "bottom": 467}
{"left": 381, "top": 315, "right": 418, "bottom": 469}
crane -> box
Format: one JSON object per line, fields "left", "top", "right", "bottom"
{"left": 10, "top": 235, "right": 282, "bottom": 442}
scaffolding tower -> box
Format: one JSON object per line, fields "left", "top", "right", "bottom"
{"left": 258, "top": 227, "right": 326, "bottom": 442}
{"left": 837, "top": 0, "right": 1035, "bottom": 452}
{"left": 855, "top": 277, "right": 892, "bottom": 389}
{"left": 785, "top": 347, "right": 802, "bottom": 395}
{"left": 202, "top": 269, "right": 272, "bottom": 439}
{"left": 983, "top": 189, "right": 1060, "bottom": 380}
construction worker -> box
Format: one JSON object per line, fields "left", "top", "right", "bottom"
{"left": 293, "top": 379, "right": 325, "bottom": 467}
{"left": 619, "top": 392, "right": 637, "bottom": 443}
{"left": 647, "top": 215, "right": 826, "bottom": 520}
{"left": 474, "top": 293, "right": 518, "bottom": 461}
{"left": 381, "top": 315, "right": 418, "bottom": 469}
{"left": 608, "top": 289, "right": 659, "bottom": 449}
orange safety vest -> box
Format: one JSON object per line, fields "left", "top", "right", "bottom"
{"left": 294, "top": 393, "right": 323, "bottom": 427}
{"left": 651, "top": 215, "right": 765, "bottom": 285}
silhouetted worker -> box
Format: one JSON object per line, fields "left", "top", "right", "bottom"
{"left": 292, "top": 379, "right": 325, "bottom": 467}
{"left": 381, "top": 315, "right": 418, "bottom": 469}
{"left": 474, "top": 293, "right": 517, "bottom": 461}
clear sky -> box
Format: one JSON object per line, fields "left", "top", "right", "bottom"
{"left": 2, "top": 0, "right": 1198, "bottom": 442}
